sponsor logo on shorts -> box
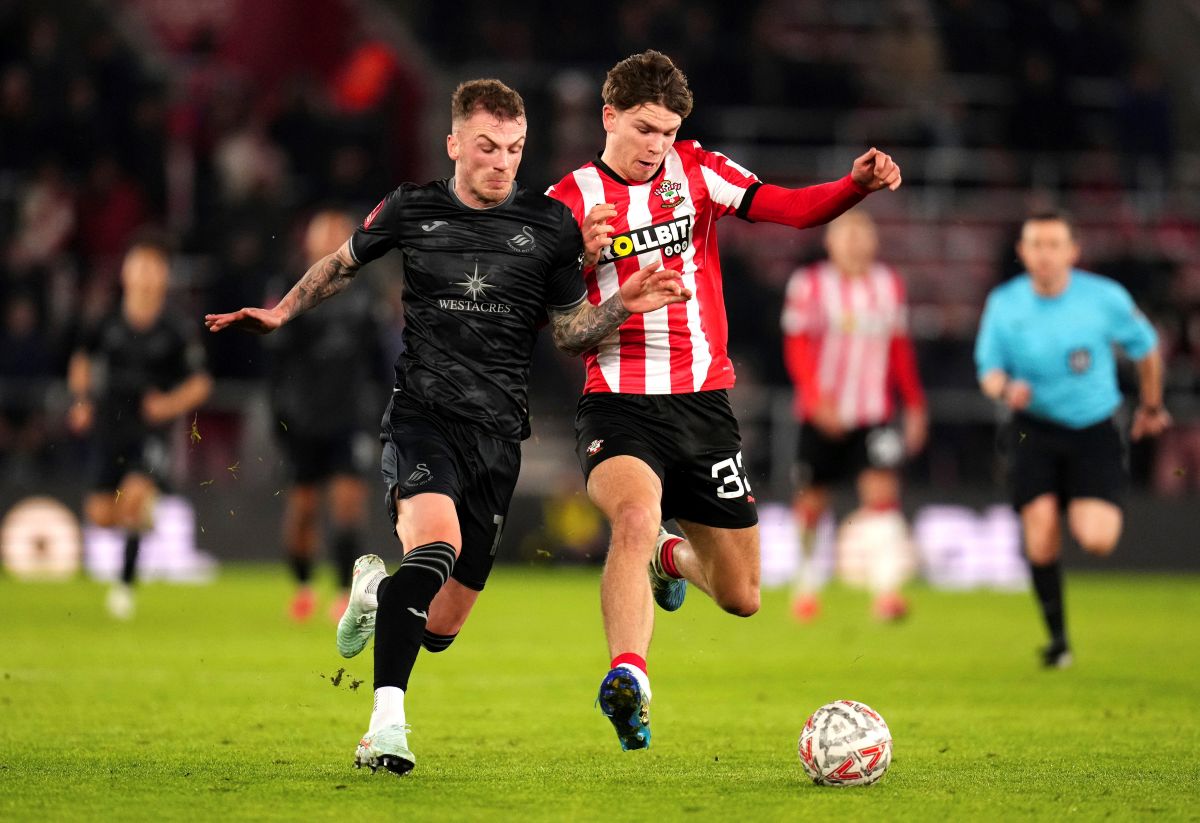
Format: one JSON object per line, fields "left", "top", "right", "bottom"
{"left": 506, "top": 225, "right": 537, "bottom": 253}
{"left": 406, "top": 463, "right": 432, "bottom": 486}
{"left": 586, "top": 439, "right": 604, "bottom": 457}
{"left": 600, "top": 216, "right": 693, "bottom": 262}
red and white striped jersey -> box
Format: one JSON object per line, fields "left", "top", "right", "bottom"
{"left": 781, "top": 261, "right": 924, "bottom": 428}
{"left": 547, "top": 141, "right": 759, "bottom": 394}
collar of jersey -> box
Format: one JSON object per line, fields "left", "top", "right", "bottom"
{"left": 445, "top": 177, "right": 518, "bottom": 210}
{"left": 593, "top": 153, "right": 665, "bottom": 187}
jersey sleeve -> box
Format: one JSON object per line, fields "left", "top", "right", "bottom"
{"left": 544, "top": 205, "right": 588, "bottom": 311}
{"left": 1105, "top": 282, "right": 1158, "bottom": 359}
{"left": 780, "top": 268, "right": 819, "bottom": 336}
{"left": 348, "top": 186, "right": 407, "bottom": 266}
{"left": 974, "top": 291, "right": 1007, "bottom": 380}
{"left": 690, "top": 142, "right": 761, "bottom": 219}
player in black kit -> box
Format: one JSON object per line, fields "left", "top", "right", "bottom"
{"left": 205, "top": 79, "right": 690, "bottom": 776}
{"left": 67, "top": 240, "right": 213, "bottom": 619}
{"left": 267, "top": 209, "right": 382, "bottom": 623}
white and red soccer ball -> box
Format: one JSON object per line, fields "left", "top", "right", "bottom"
{"left": 798, "top": 700, "right": 892, "bottom": 787}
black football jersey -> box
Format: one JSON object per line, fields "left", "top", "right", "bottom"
{"left": 267, "top": 277, "right": 381, "bottom": 437}
{"left": 350, "top": 179, "right": 586, "bottom": 441}
{"left": 80, "top": 311, "right": 207, "bottom": 441}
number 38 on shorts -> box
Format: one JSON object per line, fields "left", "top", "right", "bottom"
{"left": 711, "top": 452, "right": 752, "bottom": 500}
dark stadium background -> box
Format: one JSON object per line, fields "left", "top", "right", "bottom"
{"left": 1, "top": 0, "right": 1197, "bottom": 574}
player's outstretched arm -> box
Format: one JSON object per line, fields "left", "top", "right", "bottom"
{"left": 549, "top": 261, "right": 690, "bottom": 357}
{"left": 205, "top": 241, "right": 361, "bottom": 335}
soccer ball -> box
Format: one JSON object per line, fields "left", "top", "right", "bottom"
{"left": 797, "top": 700, "right": 892, "bottom": 787}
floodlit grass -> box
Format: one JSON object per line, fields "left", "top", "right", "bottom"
{"left": 1, "top": 566, "right": 1197, "bottom": 821}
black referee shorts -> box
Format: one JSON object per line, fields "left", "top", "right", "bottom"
{"left": 380, "top": 394, "right": 520, "bottom": 592}
{"left": 1005, "top": 412, "right": 1127, "bottom": 511}
{"left": 574, "top": 389, "right": 758, "bottom": 529}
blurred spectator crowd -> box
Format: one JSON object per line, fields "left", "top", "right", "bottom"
{"left": 1, "top": 0, "right": 1198, "bottom": 495}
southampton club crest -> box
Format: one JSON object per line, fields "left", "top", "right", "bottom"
{"left": 586, "top": 439, "right": 604, "bottom": 457}
{"left": 653, "top": 179, "right": 685, "bottom": 208}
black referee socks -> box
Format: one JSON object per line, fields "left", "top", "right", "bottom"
{"left": 373, "top": 541, "right": 457, "bottom": 690}
{"left": 1029, "top": 561, "right": 1067, "bottom": 647}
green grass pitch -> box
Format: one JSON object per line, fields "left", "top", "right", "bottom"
{"left": 1, "top": 566, "right": 1197, "bottom": 821}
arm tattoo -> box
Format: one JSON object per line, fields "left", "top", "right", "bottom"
{"left": 279, "top": 252, "right": 359, "bottom": 322}
{"left": 550, "top": 294, "right": 630, "bottom": 357}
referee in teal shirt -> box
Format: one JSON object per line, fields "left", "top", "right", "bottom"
{"left": 975, "top": 211, "right": 1171, "bottom": 668}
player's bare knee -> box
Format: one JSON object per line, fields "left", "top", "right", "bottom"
{"left": 716, "top": 587, "right": 760, "bottom": 617}
{"left": 611, "top": 501, "right": 660, "bottom": 544}
{"left": 1076, "top": 530, "right": 1118, "bottom": 556}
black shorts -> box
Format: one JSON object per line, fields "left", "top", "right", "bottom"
{"left": 277, "top": 429, "right": 369, "bottom": 485}
{"left": 1005, "top": 412, "right": 1127, "bottom": 511}
{"left": 90, "top": 432, "right": 170, "bottom": 492}
{"left": 575, "top": 390, "right": 757, "bottom": 529}
{"left": 796, "top": 423, "right": 904, "bottom": 488}
{"left": 380, "top": 395, "right": 520, "bottom": 592}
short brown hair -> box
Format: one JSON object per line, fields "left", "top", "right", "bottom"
{"left": 1023, "top": 209, "right": 1076, "bottom": 239}
{"left": 451, "top": 79, "right": 525, "bottom": 126}
{"left": 602, "top": 50, "right": 693, "bottom": 118}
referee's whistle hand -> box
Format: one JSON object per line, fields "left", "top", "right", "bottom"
{"left": 1003, "top": 380, "right": 1032, "bottom": 410}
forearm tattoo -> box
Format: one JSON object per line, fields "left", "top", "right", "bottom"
{"left": 550, "top": 294, "right": 630, "bottom": 357}
{"left": 281, "top": 253, "right": 358, "bottom": 321}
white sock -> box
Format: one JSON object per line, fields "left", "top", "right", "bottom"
{"left": 616, "top": 663, "right": 652, "bottom": 702}
{"left": 369, "top": 686, "right": 405, "bottom": 732}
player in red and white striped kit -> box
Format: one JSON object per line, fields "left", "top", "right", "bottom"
{"left": 546, "top": 50, "right": 903, "bottom": 751}
{"left": 782, "top": 210, "right": 927, "bottom": 622}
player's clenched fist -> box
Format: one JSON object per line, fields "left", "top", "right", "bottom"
{"left": 618, "top": 261, "right": 692, "bottom": 314}
{"left": 581, "top": 203, "right": 618, "bottom": 268}
{"left": 851, "top": 148, "right": 902, "bottom": 192}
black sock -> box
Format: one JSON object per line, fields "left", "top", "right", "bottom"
{"left": 330, "top": 529, "right": 359, "bottom": 590}
{"left": 373, "top": 541, "right": 456, "bottom": 690}
{"left": 289, "top": 554, "right": 313, "bottom": 585}
{"left": 121, "top": 532, "right": 141, "bottom": 586}
{"left": 422, "top": 630, "right": 458, "bottom": 653}
{"left": 1029, "top": 561, "right": 1067, "bottom": 647}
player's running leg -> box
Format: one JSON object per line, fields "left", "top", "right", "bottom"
{"left": 587, "top": 456, "right": 662, "bottom": 750}
{"left": 649, "top": 526, "right": 687, "bottom": 611}
{"left": 791, "top": 486, "right": 829, "bottom": 621}
{"left": 328, "top": 474, "right": 368, "bottom": 621}
{"left": 283, "top": 485, "right": 320, "bottom": 621}
{"left": 354, "top": 492, "right": 461, "bottom": 776}
{"left": 670, "top": 519, "right": 761, "bottom": 618}
{"left": 1021, "top": 494, "right": 1071, "bottom": 668}
{"left": 108, "top": 472, "right": 157, "bottom": 620}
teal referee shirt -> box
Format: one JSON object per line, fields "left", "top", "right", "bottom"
{"left": 974, "top": 270, "right": 1157, "bottom": 429}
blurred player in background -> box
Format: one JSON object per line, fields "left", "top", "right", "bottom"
{"left": 266, "top": 209, "right": 381, "bottom": 622}
{"left": 67, "top": 240, "right": 213, "bottom": 619}
{"left": 781, "top": 210, "right": 927, "bottom": 622}
{"left": 975, "top": 211, "right": 1170, "bottom": 668}
{"left": 206, "top": 79, "right": 688, "bottom": 776}
{"left": 547, "top": 50, "right": 902, "bottom": 751}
